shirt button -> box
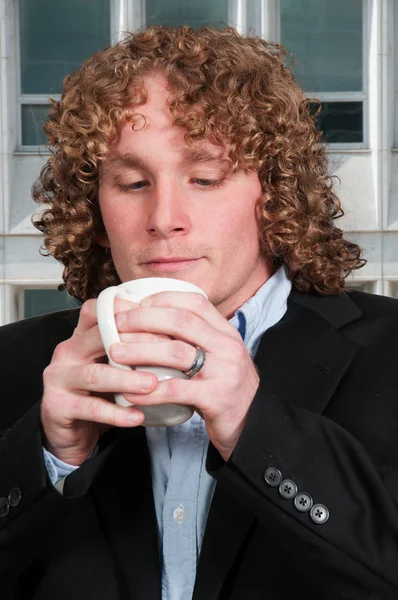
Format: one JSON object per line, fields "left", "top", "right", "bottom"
{"left": 173, "top": 505, "right": 186, "bottom": 523}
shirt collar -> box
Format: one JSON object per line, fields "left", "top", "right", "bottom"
{"left": 229, "top": 267, "right": 292, "bottom": 354}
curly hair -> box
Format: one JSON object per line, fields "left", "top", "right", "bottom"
{"left": 33, "top": 25, "right": 365, "bottom": 301}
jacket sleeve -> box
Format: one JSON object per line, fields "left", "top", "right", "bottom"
{"left": 0, "top": 310, "right": 117, "bottom": 578}
{"left": 0, "top": 401, "right": 119, "bottom": 578}
{"left": 207, "top": 327, "right": 398, "bottom": 599}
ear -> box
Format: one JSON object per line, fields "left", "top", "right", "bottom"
{"left": 95, "top": 230, "right": 111, "bottom": 248}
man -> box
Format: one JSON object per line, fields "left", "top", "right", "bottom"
{"left": 1, "top": 25, "right": 398, "bottom": 600}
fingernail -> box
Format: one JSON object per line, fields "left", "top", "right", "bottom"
{"left": 126, "top": 411, "right": 141, "bottom": 424}
{"left": 140, "top": 376, "right": 154, "bottom": 391}
{"left": 111, "top": 343, "right": 126, "bottom": 358}
{"left": 116, "top": 312, "right": 127, "bottom": 327}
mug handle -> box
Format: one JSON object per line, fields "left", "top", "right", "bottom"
{"left": 96, "top": 286, "right": 133, "bottom": 371}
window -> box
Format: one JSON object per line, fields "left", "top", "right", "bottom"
{"left": 17, "top": 0, "right": 111, "bottom": 150}
{"left": 279, "top": 0, "right": 366, "bottom": 147}
{"left": 22, "top": 289, "right": 80, "bottom": 319}
{"left": 384, "top": 281, "right": 398, "bottom": 299}
{"left": 346, "top": 280, "right": 377, "bottom": 294}
{"left": 145, "top": 0, "right": 229, "bottom": 29}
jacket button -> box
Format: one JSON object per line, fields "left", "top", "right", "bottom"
{"left": 0, "top": 497, "right": 10, "bottom": 518}
{"left": 310, "top": 503, "right": 329, "bottom": 524}
{"left": 264, "top": 467, "right": 282, "bottom": 487}
{"left": 278, "top": 479, "right": 298, "bottom": 499}
{"left": 8, "top": 487, "right": 22, "bottom": 508}
{"left": 294, "top": 492, "right": 313, "bottom": 512}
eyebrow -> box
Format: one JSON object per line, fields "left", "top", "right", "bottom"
{"left": 102, "top": 147, "right": 231, "bottom": 178}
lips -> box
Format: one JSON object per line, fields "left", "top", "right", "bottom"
{"left": 145, "top": 257, "right": 197, "bottom": 263}
{"left": 143, "top": 257, "right": 203, "bottom": 272}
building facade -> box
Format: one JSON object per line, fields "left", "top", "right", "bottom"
{"left": 0, "top": 0, "right": 397, "bottom": 323}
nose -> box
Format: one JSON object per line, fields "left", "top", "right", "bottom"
{"left": 146, "top": 179, "right": 191, "bottom": 239}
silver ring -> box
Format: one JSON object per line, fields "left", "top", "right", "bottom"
{"left": 184, "top": 347, "right": 206, "bottom": 378}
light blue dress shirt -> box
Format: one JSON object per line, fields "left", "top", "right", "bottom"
{"left": 43, "top": 267, "right": 292, "bottom": 600}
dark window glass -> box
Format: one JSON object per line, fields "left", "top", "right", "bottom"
{"left": 280, "top": 0, "right": 363, "bottom": 92}
{"left": 19, "top": 0, "right": 110, "bottom": 94}
{"left": 146, "top": 0, "right": 228, "bottom": 29}
{"left": 24, "top": 290, "right": 80, "bottom": 318}
{"left": 21, "top": 104, "right": 49, "bottom": 146}
{"left": 347, "top": 282, "right": 373, "bottom": 293}
{"left": 310, "top": 101, "right": 363, "bottom": 144}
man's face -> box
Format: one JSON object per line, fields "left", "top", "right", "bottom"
{"left": 98, "top": 74, "right": 271, "bottom": 318}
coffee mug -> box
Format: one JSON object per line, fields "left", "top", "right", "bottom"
{"left": 96, "top": 277, "right": 207, "bottom": 427}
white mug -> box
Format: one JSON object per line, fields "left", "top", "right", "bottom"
{"left": 96, "top": 277, "right": 207, "bottom": 427}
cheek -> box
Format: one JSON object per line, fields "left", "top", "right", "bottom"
{"left": 101, "top": 202, "right": 142, "bottom": 242}
{"left": 209, "top": 191, "right": 260, "bottom": 243}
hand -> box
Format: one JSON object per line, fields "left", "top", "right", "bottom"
{"left": 40, "top": 298, "right": 159, "bottom": 466}
{"left": 111, "top": 292, "right": 260, "bottom": 461}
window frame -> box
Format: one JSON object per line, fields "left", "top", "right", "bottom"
{"left": 384, "top": 280, "right": 398, "bottom": 298}
{"left": 17, "top": 284, "right": 79, "bottom": 319}
{"left": 394, "top": 0, "right": 398, "bottom": 148}
{"left": 275, "top": 0, "right": 369, "bottom": 150}
{"left": 15, "top": 0, "right": 117, "bottom": 152}
{"left": 15, "top": 0, "right": 251, "bottom": 153}
{"left": 345, "top": 278, "right": 381, "bottom": 295}
{"left": 140, "top": 1, "right": 247, "bottom": 32}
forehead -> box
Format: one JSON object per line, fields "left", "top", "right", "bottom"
{"left": 105, "top": 73, "right": 231, "bottom": 167}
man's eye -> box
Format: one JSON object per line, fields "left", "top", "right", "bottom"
{"left": 119, "top": 181, "right": 148, "bottom": 191}
{"left": 192, "top": 178, "right": 224, "bottom": 188}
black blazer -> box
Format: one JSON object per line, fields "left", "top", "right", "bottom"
{"left": 1, "top": 289, "right": 398, "bottom": 599}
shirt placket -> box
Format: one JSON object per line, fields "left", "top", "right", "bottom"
{"left": 162, "top": 415, "right": 206, "bottom": 600}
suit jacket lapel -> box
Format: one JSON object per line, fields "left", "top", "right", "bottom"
{"left": 253, "top": 293, "right": 363, "bottom": 415}
{"left": 89, "top": 428, "right": 161, "bottom": 600}
{"left": 193, "top": 291, "right": 363, "bottom": 600}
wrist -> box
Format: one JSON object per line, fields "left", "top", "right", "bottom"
{"left": 43, "top": 438, "right": 97, "bottom": 466}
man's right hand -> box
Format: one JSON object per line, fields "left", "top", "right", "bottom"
{"left": 40, "top": 298, "right": 159, "bottom": 466}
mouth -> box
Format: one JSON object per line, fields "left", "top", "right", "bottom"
{"left": 142, "top": 257, "right": 203, "bottom": 272}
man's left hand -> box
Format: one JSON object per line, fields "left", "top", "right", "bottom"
{"left": 111, "top": 291, "right": 260, "bottom": 461}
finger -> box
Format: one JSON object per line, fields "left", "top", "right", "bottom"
{"left": 119, "top": 332, "right": 172, "bottom": 344}
{"left": 66, "top": 394, "right": 146, "bottom": 427}
{"left": 140, "top": 291, "right": 240, "bottom": 338}
{"left": 123, "top": 376, "right": 204, "bottom": 410}
{"left": 66, "top": 299, "right": 142, "bottom": 363}
{"left": 65, "top": 362, "right": 158, "bottom": 395}
{"left": 73, "top": 299, "right": 99, "bottom": 335}
{"left": 74, "top": 297, "right": 139, "bottom": 335}
{"left": 53, "top": 323, "right": 107, "bottom": 365}
{"left": 115, "top": 306, "right": 234, "bottom": 353}
{"left": 110, "top": 340, "right": 199, "bottom": 372}
{"left": 60, "top": 316, "right": 169, "bottom": 366}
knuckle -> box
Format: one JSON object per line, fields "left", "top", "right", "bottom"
{"left": 171, "top": 340, "right": 189, "bottom": 361}
{"left": 42, "top": 363, "right": 55, "bottom": 384}
{"left": 43, "top": 362, "right": 66, "bottom": 389}
{"left": 83, "top": 363, "right": 101, "bottom": 387}
{"left": 230, "top": 338, "right": 247, "bottom": 360}
{"left": 173, "top": 308, "right": 192, "bottom": 331}
{"left": 79, "top": 299, "right": 96, "bottom": 321}
{"left": 87, "top": 396, "right": 105, "bottom": 422}
{"left": 51, "top": 340, "right": 71, "bottom": 362}
{"left": 192, "top": 293, "right": 208, "bottom": 310}
{"left": 163, "top": 376, "right": 183, "bottom": 398}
